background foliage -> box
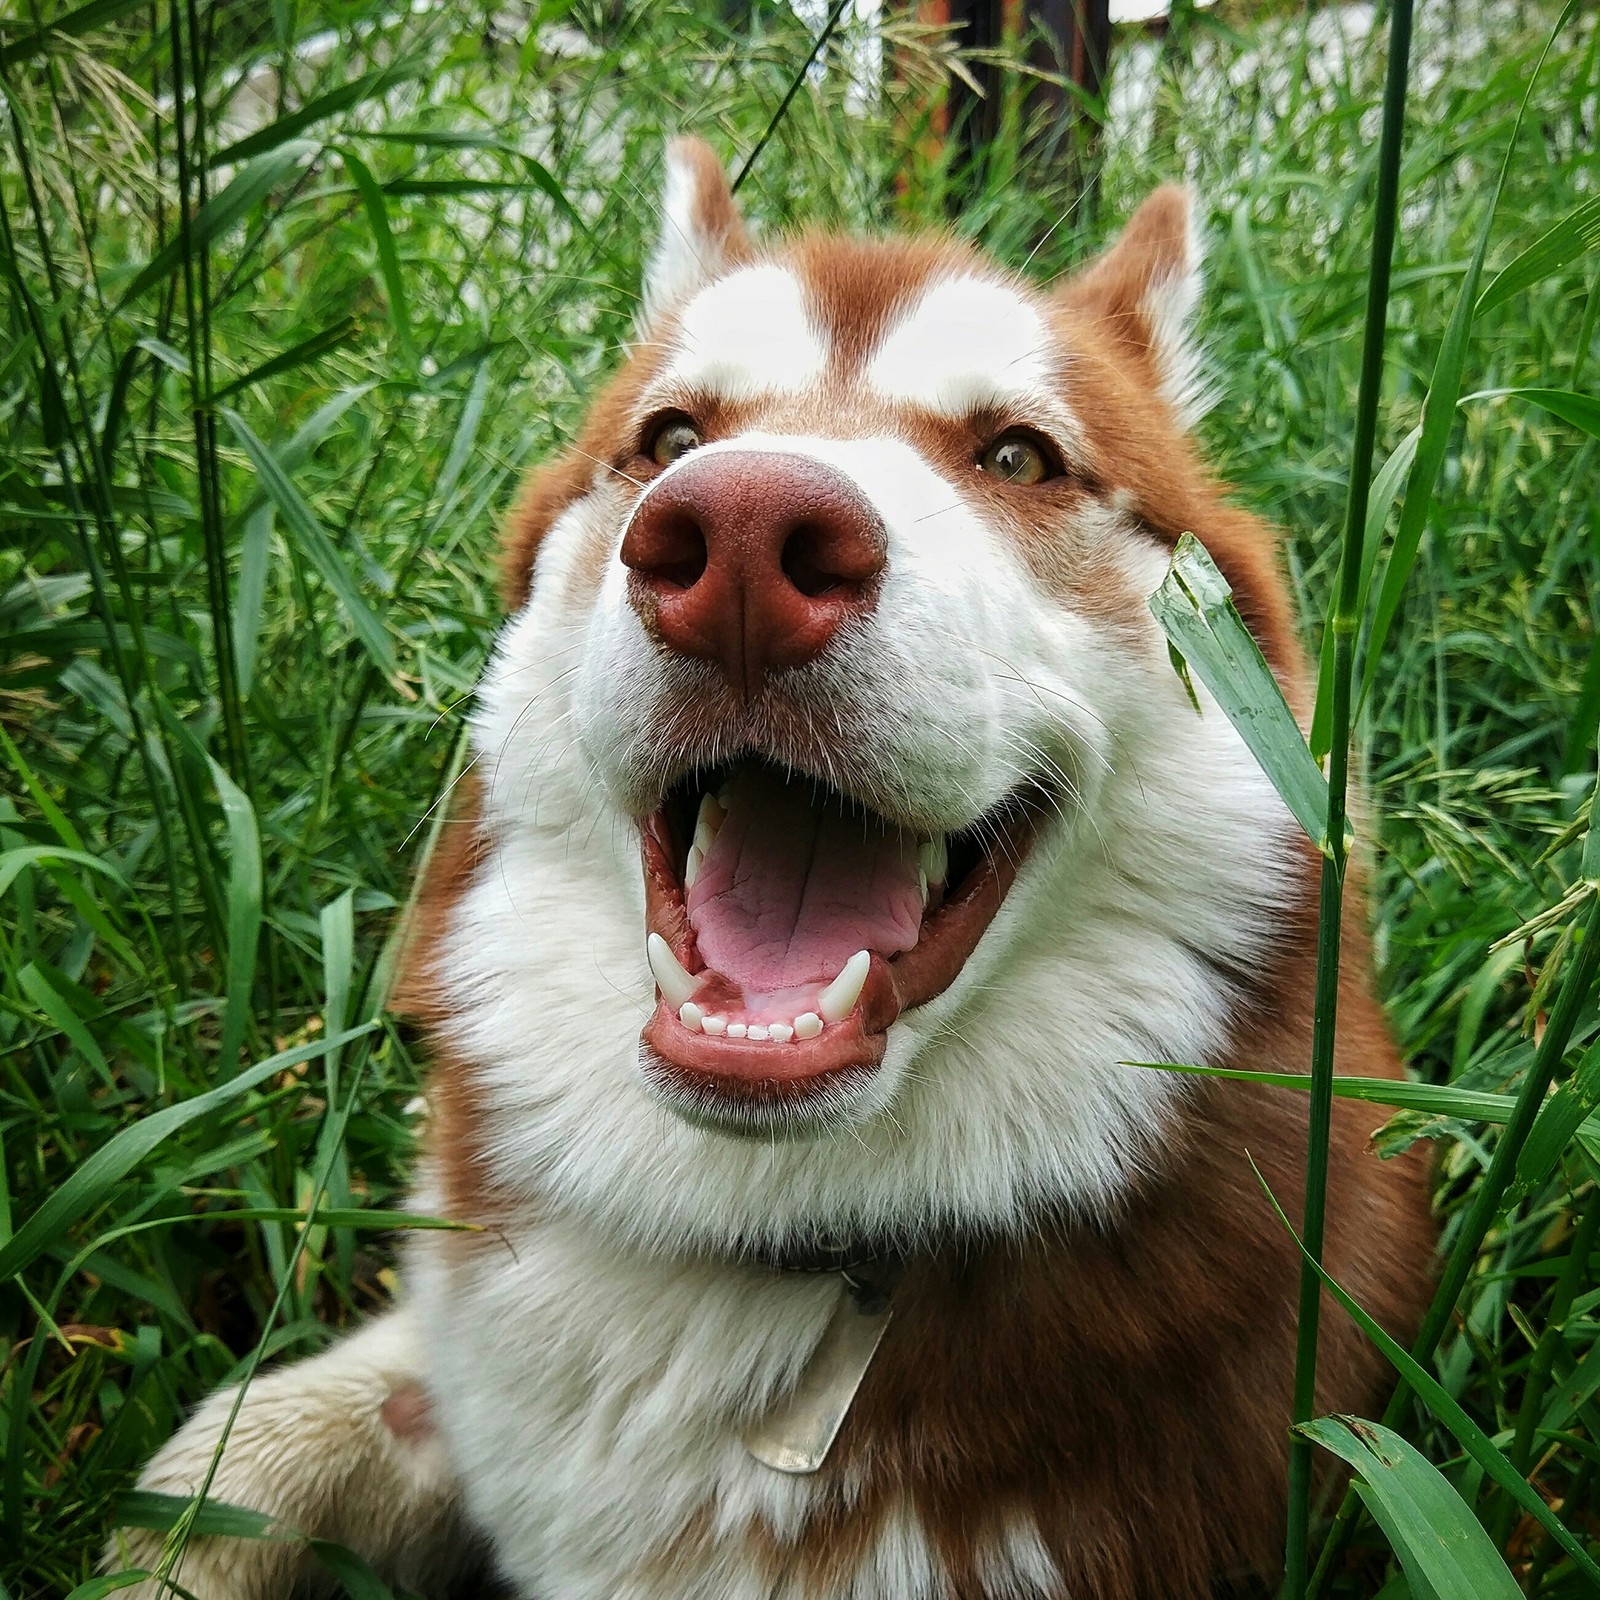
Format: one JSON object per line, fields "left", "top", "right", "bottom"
{"left": 1, "top": 0, "right": 1597, "bottom": 1594}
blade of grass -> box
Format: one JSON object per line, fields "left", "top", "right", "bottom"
{"left": 1354, "top": 0, "right": 1580, "bottom": 722}
{"left": 1285, "top": 3, "right": 1413, "bottom": 1592}
{"left": 0, "top": 1025, "right": 375, "bottom": 1284}
{"left": 1260, "top": 1166, "right": 1600, "bottom": 1589}
{"left": 222, "top": 408, "right": 399, "bottom": 680}
{"left": 207, "top": 757, "right": 261, "bottom": 1076}
{"left": 1149, "top": 533, "right": 1331, "bottom": 850}
{"left": 1297, "top": 1417, "right": 1521, "bottom": 1600}
{"left": 114, "top": 140, "right": 320, "bottom": 310}
{"left": 1310, "top": 770, "right": 1600, "bottom": 1595}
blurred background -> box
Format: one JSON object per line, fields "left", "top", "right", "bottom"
{"left": 2, "top": 1, "right": 1597, "bottom": 1593}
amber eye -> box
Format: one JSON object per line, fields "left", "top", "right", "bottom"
{"left": 978, "top": 432, "right": 1056, "bottom": 486}
{"left": 647, "top": 415, "right": 702, "bottom": 467}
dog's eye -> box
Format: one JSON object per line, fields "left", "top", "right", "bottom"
{"left": 648, "top": 416, "right": 702, "bottom": 468}
{"left": 978, "top": 432, "right": 1057, "bottom": 486}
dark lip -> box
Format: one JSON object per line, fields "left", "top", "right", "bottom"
{"left": 637, "top": 779, "right": 1045, "bottom": 1122}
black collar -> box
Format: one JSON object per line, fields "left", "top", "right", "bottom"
{"left": 742, "top": 1241, "right": 904, "bottom": 1315}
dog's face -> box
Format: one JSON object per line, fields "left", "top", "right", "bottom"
{"left": 436, "top": 141, "right": 1305, "bottom": 1253}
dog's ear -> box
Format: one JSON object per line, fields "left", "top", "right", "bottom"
{"left": 641, "top": 137, "right": 752, "bottom": 324}
{"left": 1056, "top": 186, "right": 1210, "bottom": 430}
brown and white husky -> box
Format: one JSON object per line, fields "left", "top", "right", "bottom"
{"left": 114, "top": 139, "right": 1434, "bottom": 1600}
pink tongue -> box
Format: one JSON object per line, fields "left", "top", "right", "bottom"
{"left": 686, "top": 766, "right": 923, "bottom": 997}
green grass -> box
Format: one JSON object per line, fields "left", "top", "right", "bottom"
{"left": 2, "top": 1, "right": 1598, "bottom": 1594}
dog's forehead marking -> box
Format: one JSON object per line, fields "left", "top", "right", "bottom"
{"left": 866, "top": 275, "right": 1054, "bottom": 417}
{"left": 663, "top": 264, "right": 826, "bottom": 401}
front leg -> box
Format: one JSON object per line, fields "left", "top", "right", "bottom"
{"left": 105, "top": 1307, "right": 485, "bottom": 1599}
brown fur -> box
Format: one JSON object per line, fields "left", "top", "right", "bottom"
{"left": 401, "top": 154, "right": 1435, "bottom": 1598}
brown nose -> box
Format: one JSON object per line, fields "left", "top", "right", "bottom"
{"left": 621, "top": 450, "right": 886, "bottom": 695}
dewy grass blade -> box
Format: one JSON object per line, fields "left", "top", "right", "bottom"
{"left": 1148, "top": 534, "right": 1331, "bottom": 850}
{"left": 1297, "top": 1418, "right": 1521, "bottom": 1600}
{"left": 1285, "top": 1, "right": 1413, "bottom": 1593}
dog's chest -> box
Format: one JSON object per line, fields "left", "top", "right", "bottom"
{"left": 413, "top": 1220, "right": 943, "bottom": 1599}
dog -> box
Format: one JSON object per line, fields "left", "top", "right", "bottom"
{"left": 111, "top": 138, "right": 1435, "bottom": 1600}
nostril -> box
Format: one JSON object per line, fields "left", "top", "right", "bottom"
{"left": 781, "top": 524, "right": 854, "bottom": 600}
{"left": 641, "top": 511, "right": 707, "bottom": 591}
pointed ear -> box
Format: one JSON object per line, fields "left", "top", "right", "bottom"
{"left": 1057, "top": 186, "right": 1210, "bottom": 430}
{"left": 641, "top": 137, "right": 752, "bottom": 324}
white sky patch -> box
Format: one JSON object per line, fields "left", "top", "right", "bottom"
{"left": 664, "top": 265, "right": 826, "bottom": 402}
{"left": 867, "top": 275, "right": 1054, "bottom": 417}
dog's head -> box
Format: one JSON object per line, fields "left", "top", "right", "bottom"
{"left": 424, "top": 140, "right": 1310, "bottom": 1253}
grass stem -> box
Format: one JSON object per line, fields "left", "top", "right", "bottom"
{"left": 1282, "top": 1, "right": 1414, "bottom": 1594}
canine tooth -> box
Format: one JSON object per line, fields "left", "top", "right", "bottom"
{"left": 726, "top": 1022, "right": 748, "bottom": 1039}
{"left": 919, "top": 868, "right": 929, "bottom": 906}
{"left": 647, "top": 933, "right": 698, "bottom": 1008}
{"left": 679, "top": 1002, "right": 704, "bottom": 1032}
{"left": 702, "top": 1014, "right": 727, "bottom": 1036}
{"left": 818, "top": 950, "right": 870, "bottom": 1023}
{"left": 685, "top": 844, "right": 704, "bottom": 887}
{"left": 793, "top": 1012, "right": 823, "bottom": 1039}
{"left": 920, "top": 836, "right": 948, "bottom": 886}
{"left": 747, "top": 1024, "right": 769, "bottom": 1041}
{"left": 767, "top": 1022, "right": 794, "bottom": 1043}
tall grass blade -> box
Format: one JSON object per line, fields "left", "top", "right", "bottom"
{"left": 0, "top": 1026, "right": 376, "bottom": 1284}
{"left": 115, "top": 141, "right": 320, "bottom": 308}
{"left": 1297, "top": 1417, "right": 1521, "bottom": 1600}
{"left": 1355, "top": 1, "right": 1581, "bottom": 721}
{"left": 1263, "top": 1170, "right": 1600, "bottom": 1589}
{"left": 1285, "top": 0, "right": 1413, "bottom": 1591}
{"left": 1148, "top": 533, "right": 1330, "bottom": 848}
{"left": 1476, "top": 195, "right": 1600, "bottom": 314}
{"left": 222, "top": 409, "right": 399, "bottom": 679}
{"left": 209, "top": 757, "right": 262, "bottom": 1075}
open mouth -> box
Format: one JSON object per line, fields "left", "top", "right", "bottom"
{"left": 639, "top": 757, "right": 1044, "bottom": 1118}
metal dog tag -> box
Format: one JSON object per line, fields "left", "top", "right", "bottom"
{"left": 744, "top": 1279, "right": 891, "bottom": 1474}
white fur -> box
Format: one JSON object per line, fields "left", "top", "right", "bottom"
{"left": 1140, "top": 207, "right": 1214, "bottom": 430}
{"left": 107, "top": 1311, "right": 475, "bottom": 1600}
{"left": 641, "top": 144, "right": 740, "bottom": 323}
{"left": 658, "top": 265, "right": 827, "bottom": 402}
{"left": 867, "top": 275, "right": 1063, "bottom": 424}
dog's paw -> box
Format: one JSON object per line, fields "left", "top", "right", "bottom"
{"left": 103, "top": 1310, "right": 481, "bottom": 1599}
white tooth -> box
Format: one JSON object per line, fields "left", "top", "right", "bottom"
{"left": 695, "top": 792, "right": 724, "bottom": 848}
{"left": 920, "top": 836, "right": 948, "bottom": 886}
{"left": 726, "top": 1022, "right": 748, "bottom": 1039}
{"left": 685, "top": 844, "right": 704, "bottom": 888}
{"left": 647, "top": 933, "right": 698, "bottom": 1009}
{"left": 747, "top": 1024, "right": 769, "bottom": 1041}
{"left": 679, "top": 1002, "right": 703, "bottom": 1032}
{"left": 702, "top": 1014, "right": 727, "bottom": 1036}
{"left": 793, "top": 1012, "right": 823, "bottom": 1039}
{"left": 818, "top": 950, "right": 870, "bottom": 1023}
{"left": 919, "top": 868, "right": 929, "bottom": 906}
{"left": 717, "top": 783, "right": 735, "bottom": 809}
{"left": 767, "top": 1023, "right": 794, "bottom": 1043}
